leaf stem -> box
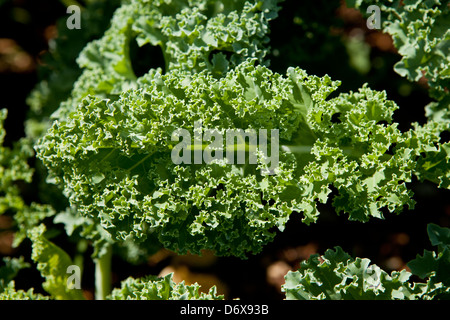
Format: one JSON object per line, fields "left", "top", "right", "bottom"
{"left": 126, "top": 152, "right": 153, "bottom": 172}
{"left": 94, "top": 244, "right": 112, "bottom": 300}
{"left": 74, "top": 239, "right": 88, "bottom": 277}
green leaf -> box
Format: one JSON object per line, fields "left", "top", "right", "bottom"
{"left": 282, "top": 246, "right": 446, "bottom": 300}
{"left": 408, "top": 224, "right": 450, "bottom": 290}
{"left": 53, "top": 0, "right": 281, "bottom": 123}
{"left": 0, "top": 281, "right": 49, "bottom": 300}
{"left": 34, "top": 0, "right": 450, "bottom": 261}
{"left": 25, "top": 0, "right": 122, "bottom": 141}
{"left": 0, "top": 257, "right": 30, "bottom": 292}
{"left": 283, "top": 247, "right": 351, "bottom": 300}
{"left": 427, "top": 223, "right": 450, "bottom": 248}
{"left": 36, "top": 57, "right": 449, "bottom": 258}
{"left": 108, "top": 273, "right": 224, "bottom": 300}
{"left": 0, "top": 109, "right": 55, "bottom": 247}
{"left": 0, "top": 257, "right": 47, "bottom": 300}
{"left": 347, "top": 0, "right": 450, "bottom": 120}
{"left": 27, "top": 224, "right": 85, "bottom": 300}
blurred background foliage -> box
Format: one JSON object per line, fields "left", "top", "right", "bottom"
{"left": 0, "top": 0, "right": 448, "bottom": 299}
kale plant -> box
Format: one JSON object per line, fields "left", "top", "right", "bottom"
{"left": 0, "top": 0, "right": 448, "bottom": 301}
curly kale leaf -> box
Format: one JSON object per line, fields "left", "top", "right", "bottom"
{"left": 0, "top": 109, "right": 55, "bottom": 246}
{"left": 407, "top": 223, "right": 450, "bottom": 299}
{"left": 283, "top": 224, "right": 450, "bottom": 300}
{"left": 0, "top": 281, "right": 49, "bottom": 300}
{"left": 0, "top": 257, "right": 49, "bottom": 300}
{"left": 54, "top": 206, "right": 161, "bottom": 262}
{"left": 346, "top": 0, "right": 450, "bottom": 121}
{"left": 0, "top": 257, "right": 29, "bottom": 290}
{"left": 26, "top": 0, "right": 123, "bottom": 141}
{"left": 36, "top": 58, "right": 449, "bottom": 258}
{"left": 108, "top": 273, "right": 224, "bottom": 300}
{"left": 51, "top": 0, "right": 280, "bottom": 122}
{"left": 28, "top": 224, "right": 85, "bottom": 300}
{"left": 0, "top": 109, "right": 34, "bottom": 213}
{"left": 0, "top": 225, "right": 86, "bottom": 300}
{"left": 282, "top": 246, "right": 448, "bottom": 300}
